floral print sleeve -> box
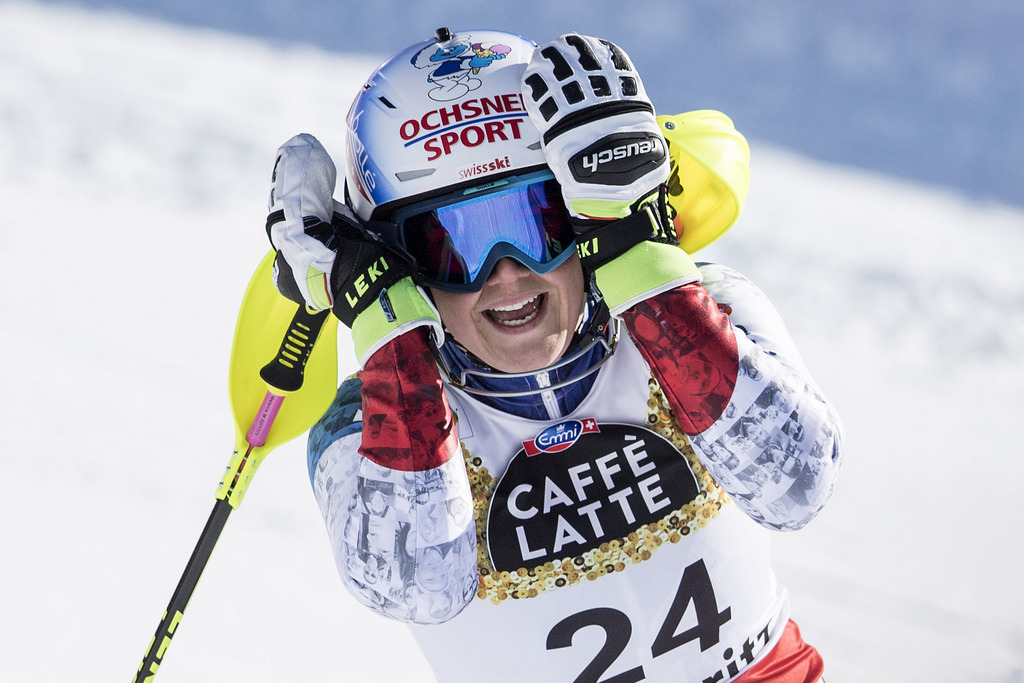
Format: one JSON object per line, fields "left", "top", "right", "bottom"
{"left": 619, "top": 263, "right": 844, "bottom": 530}
{"left": 308, "top": 330, "right": 478, "bottom": 624}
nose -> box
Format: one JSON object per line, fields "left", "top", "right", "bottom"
{"left": 485, "top": 257, "right": 530, "bottom": 284}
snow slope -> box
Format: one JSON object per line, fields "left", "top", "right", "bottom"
{"left": 1, "top": 2, "right": 1022, "bottom": 681}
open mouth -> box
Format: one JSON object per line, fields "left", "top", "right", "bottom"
{"left": 484, "top": 294, "right": 544, "bottom": 328}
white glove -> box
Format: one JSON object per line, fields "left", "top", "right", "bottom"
{"left": 266, "top": 133, "right": 343, "bottom": 310}
{"left": 522, "top": 34, "right": 669, "bottom": 220}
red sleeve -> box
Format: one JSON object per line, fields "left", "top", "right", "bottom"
{"left": 358, "top": 329, "right": 460, "bottom": 472}
{"left": 619, "top": 282, "right": 739, "bottom": 435}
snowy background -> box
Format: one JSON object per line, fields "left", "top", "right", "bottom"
{"left": 1, "top": 1, "right": 1022, "bottom": 681}
{"left": 27, "top": 0, "right": 1024, "bottom": 210}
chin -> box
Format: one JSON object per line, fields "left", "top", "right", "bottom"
{"left": 485, "top": 344, "right": 566, "bottom": 374}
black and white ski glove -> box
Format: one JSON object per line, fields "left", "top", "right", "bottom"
{"left": 522, "top": 34, "right": 670, "bottom": 217}
{"left": 522, "top": 35, "right": 699, "bottom": 313}
{"left": 266, "top": 133, "right": 442, "bottom": 365}
{"left": 266, "top": 133, "right": 346, "bottom": 311}
{"left": 330, "top": 212, "right": 443, "bottom": 366}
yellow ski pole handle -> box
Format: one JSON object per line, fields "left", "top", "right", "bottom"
{"left": 132, "top": 253, "right": 338, "bottom": 682}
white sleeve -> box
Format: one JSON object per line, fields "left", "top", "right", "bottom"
{"left": 308, "top": 381, "right": 478, "bottom": 624}
{"left": 687, "top": 263, "right": 845, "bottom": 530}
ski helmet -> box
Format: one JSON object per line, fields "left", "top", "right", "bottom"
{"left": 342, "top": 28, "right": 617, "bottom": 396}
{"left": 344, "top": 27, "right": 548, "bottom": 222}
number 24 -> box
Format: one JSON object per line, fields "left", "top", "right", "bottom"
{"left": 545, "top": 559, "right": 731, "bottom": 683}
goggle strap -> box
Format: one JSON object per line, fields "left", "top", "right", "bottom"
{"left": 573, "top": 189, "right": 677, "bottom": 271}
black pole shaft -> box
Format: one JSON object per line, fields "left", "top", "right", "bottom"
{"left": 131, "top": 301, "right": 331, "bottom": 681}
{"left": 133, "top": 498, "right": 233, "bottom": 682}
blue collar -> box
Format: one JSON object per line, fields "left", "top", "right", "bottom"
{"left": 437, "top": 319, "right": 618, "bottom": 421}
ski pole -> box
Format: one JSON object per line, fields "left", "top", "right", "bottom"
{"left": 132, "top": 252, "right": 338, "bottom": 682}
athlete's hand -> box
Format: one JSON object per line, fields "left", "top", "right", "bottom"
{"left": 521, "top": 33, "right": 669, "bottom": 222}
{"left": 323, "top": 205, "right": 445, "bottom": 368}
{"left": 326, "top": 208, "right": 415, "bottom": 328}
{"left": 523, "top": 35, "right": 699, "bottom": 315}
{"left": 266, "top": 133, "right": 344, "bottom": 310}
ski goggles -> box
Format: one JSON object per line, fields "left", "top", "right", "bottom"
{"left": 391, "top": 170, "right": 576, "bottom": 292}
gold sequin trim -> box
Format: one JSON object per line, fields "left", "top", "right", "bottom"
{"left": 464, "top": 375, "right": 730, "bottom": 604}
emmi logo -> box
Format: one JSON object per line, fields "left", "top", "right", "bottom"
{"left": 523, "top": 419, "right": 599, "bottom": 456}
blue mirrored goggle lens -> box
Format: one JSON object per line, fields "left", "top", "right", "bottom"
{"left": 398, "top": 174, "right": 576, "bottom": 290}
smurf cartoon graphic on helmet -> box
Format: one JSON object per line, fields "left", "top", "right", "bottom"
{"left": 412, "top": 29, "right": 513, "bottom": 101}
{"left": 344, "top": 28, "right": 548, "bottom": 225}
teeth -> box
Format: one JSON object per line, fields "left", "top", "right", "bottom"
{"left": 496, "top": 308, "right": 539, "bottom": 327}
{"left": 487, "top": 295, "right": 541, "bottom": 327}
{"left": 490, "top": 295, "right": 538, "bottom": 312}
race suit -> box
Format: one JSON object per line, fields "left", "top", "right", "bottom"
{"left": 307, "top": 262, "right": 843, "bottom": 683}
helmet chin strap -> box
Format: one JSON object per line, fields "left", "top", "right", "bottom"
{"left": 428, "top": 285, "right": 619, "bottom": 399}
